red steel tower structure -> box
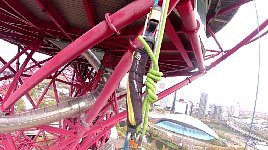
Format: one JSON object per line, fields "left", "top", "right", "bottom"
{"left": 0, "top": 0, "right": 267, "bottom": 149}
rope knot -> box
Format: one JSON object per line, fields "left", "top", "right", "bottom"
{"left": 145, "top": 69, "right": 163, "bottom": 103}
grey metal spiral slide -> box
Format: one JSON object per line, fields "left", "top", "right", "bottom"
{"left": 0, "top": 50, "right": 112, "bottom": 133}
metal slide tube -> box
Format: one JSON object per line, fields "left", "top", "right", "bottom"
{"left": 82, "top": 50, "right": 101, "bottom": 71}
{"left": 0, "top": 51, "right": 107, "bottom": 133}
{"left": 0, "top": 75, "right": 105, "bottom": 133}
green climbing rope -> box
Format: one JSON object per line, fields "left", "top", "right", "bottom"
{"left": 155, "top": 0, "right": 170, "bottom": 62}
{"left": 137, "top": 0, "right": 170, "bottom": 138}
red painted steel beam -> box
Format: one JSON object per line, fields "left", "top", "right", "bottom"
{"left": 49, "top": 111, "right": 127, "bottom": 150}
{"left": 85, "top": 50, "right": 132, "bottom": 123}
{"left": 97, "top": 41, "right": 129, "bottom": 50}
{"left": 111, "top": 53, "right": 187, "bottom": 64}
{"left": 0, "top": 15, "right": 58, "bottom": 40}
{"left": 207, "top": 26, "right": 224, "bottom": 52}
{"left": 176, "top": 0, "right": 205, "bottom": 71}
{"left": 25, "top": 52, "right": 42, "bottom": 68}
{"left": 162, "top": 18, "right": 268, "bottom": 95}
{"left": 158, "top": 61, "right": 184, "bottom": 68}
{"left": 0, "top": 1, "right": 27, "bottom": 23}
{"left": 2, "top": 0, "right": 51, "bottom": 35}
{"left": 109, "top": 35, "right": 135, "bottom": 39}
{"left": 38, "top": 125, "right": 75, "bottom": 136}
{"left": 73, "top": 51, "right": 133, "bottom": 147}
{"left": 110, "top": 49, "right": 189, "bottom": 53}
{"left": 0, "top": 29, "right": 35, "bottom": 43}
{"left": 77, "top": 105, "right": 113, "bottom": 148}
{"left": 107, "top": 42, "right": 185, "bottom": 52}
{"left": 0, "top": 12, "right": 30, "bottom": 25}
{"left": 83, "top": 0, "right": 96, "bottom": 27}
{"left": 0, "top": 74, "right": 15, "bottom": 81}
{"left": 0, "top": 21, "right": 40, "bottom": 39}
{"left": 2, "top": 0, "right": 84, "bottom": 39}
{"left": 0, "top": 57, "right": 38, "bottom": 110}
{"left": 247, "top": 29, "right": 268, "bottom": 45}
{"left": 158, "top": 64, "right": 184, "bottom": 72}
{"left": 165, "top": 70, "right": 198, "bottom": 77}
{"left": 6, "top": 133, "right": 16, "bottom": 150}
{"left": 206, "top": 49, "right": 222, "bottom": 53}
{"left": 205, "top": 52, "right": 221, "bottom": 60}
{"left": 1, "top": 13, "right": 82, "bottom": 39}
{"left": 158, "top": 18, "right": 268, "bottom": 111}
{"left": 35, "top": 79, "right": 53, "bottom": 108}
{"left": 0, "top": 58, "right": 19, "bottom": 77}
{"left": 207, "top": 18, "right": 268, "bottom": 71}
{"left": 81, "top": 111, "right": 127, "bottom": 142}
{"left": 79, "top": 125, "right": 114, "bottom": 149}
{"left": 2, "top": 0, "right": 162, "bottom": 110}
{"left": 2, "top": 0, "right": 33, "bottom": 25}
{"left": 163, "top": 66, "right": 193, "bottom": 74}
{"left": 166, "top": 19, "right": 193, "bottom": 67}
{"left": 74, "top": 2, "right": 182, "bottom": 145}
{"left": 16, "top": 46, "right": 20, "bottom": 72}
{"left": 2, "top": 42, "right": 39, "bottom": 102}
{"left": 159, "top": 53, "right": 185, "bottom": 61}
{"left": 34, "top": 0, "right": 73, "bottom": 40}
{"left": 0, "top": 44, "right": 33, "bottom": 74}
{"left": 0, "top": 12, "right": 25, "bottom": 26}
{"left": 0, "top": 34, "right": 20, "bottom": 45}
{"left": 24, "top": 57, "right": 52, "bottom": 72}
{"left": 38, "top": 22, "right": 84, "bottom": 37}
{"left": 158, "top": 72, "right": 204, "bottom": 99}
{"left": 207, "top": 0, "right": 251, "bottom": 21}
{"left": 159, "top": 59, "right": 188, "bottom": 63}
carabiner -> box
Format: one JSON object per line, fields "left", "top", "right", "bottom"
{"left": 124, "top": 131, "right": 142, "bottom": 150}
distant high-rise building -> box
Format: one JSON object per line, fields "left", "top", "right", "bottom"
{"left": 198, "top": 93, "right": 208, "bottom": 117}
{"left": 221, "top": 107, "right": 229, "bottom": 120}
{"left": 214, "top": 106, "right": 222, "bottom": 120}
{"left": 173, "top": 99, "right": 193, "bottom": 115}
{"left": 232, "top": 102, "right": 240, "bottom": 118}
{"left": 209, "top": 105, "right": 224, "bottom": 120}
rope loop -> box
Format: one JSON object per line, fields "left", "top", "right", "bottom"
{"left": 145, "top": 69, "right": 163, "bottom": 103}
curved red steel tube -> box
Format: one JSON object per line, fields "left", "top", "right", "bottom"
{"left": 2, "top": 0, "right": 155, "bottom": 110}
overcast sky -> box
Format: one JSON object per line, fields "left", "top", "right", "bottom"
{"left": 161, "top": 0, "right": 268, "bottom": 112}
{"left": 1, "top": 0, "right": 268, "bottom": 112}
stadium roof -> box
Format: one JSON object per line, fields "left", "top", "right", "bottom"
{"left": 150, "top": 113, "right": 219, "bottom": 140}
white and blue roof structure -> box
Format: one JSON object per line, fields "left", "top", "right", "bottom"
{"left": 150, "top": 114, "right": 219, "bottom": 141}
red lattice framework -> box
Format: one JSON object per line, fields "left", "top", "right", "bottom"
{"left": 0, "top": 0, "right": 267, "bottom": 149}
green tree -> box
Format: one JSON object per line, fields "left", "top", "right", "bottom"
{"left": 38, "top": 99, "right": 57, "bottom": 108}
{"left": 15, "top": 98, "right": 26, "bottom": 112}
{"left": 29, "top": 89, "right": 37, "bottom": 99}
{"left": 39, "top": 100, "right": 46, "bottom": 108}
{"left": 48, "top": 99, "right": 56, "bottom": 106}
